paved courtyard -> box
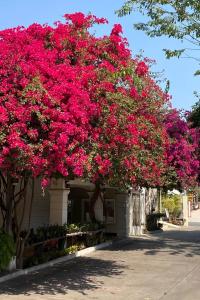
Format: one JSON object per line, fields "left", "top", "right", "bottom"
{"left": 1, "top": 212, "right": 200, "bottom": 300}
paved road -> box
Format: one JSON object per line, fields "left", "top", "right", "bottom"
{"left": 1, "top": 213, "right": 200, "bottom": 300}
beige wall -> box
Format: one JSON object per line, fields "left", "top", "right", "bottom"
{"left": 0, "top": 178, "right": 50, "bottom": 230}
{"left": 26, "top": 179, "right": 50, "bottom": 229}
{"left": 0, "top": 178, "right": 145, "bottom": 237}
{"left": 17, "top": 178, "right": 50, "bottom": 229}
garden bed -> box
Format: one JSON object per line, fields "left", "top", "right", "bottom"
{"left": 0, "top": 239, "right": 114, "bottom": 283}
{"left": 0, "top": 223, "right": 107, "bottom": 272}
{"left": 23, "top": 223, "right": 105, "bottom": 268}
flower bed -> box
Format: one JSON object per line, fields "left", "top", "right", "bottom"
{"left": 23, "top": 223, "right": 105, "bottom": 268}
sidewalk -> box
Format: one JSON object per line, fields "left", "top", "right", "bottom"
{"left": 189, "top": 208, "right": 200, "bottom": 224}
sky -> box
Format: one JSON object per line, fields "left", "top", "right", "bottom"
{"left": 0, "top": 0, "right": 198, "bottom": 111}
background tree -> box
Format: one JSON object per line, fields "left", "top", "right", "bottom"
{"left": 163, "top": 109, "right": 199, "bottom": 190}
{"left": 189, "top": 100, "right": 200, "bottom": 128}
{"left": 188, "top": 100, "right": 200, "bottom": 183}
{"left": 117, "top": 0, "right": 200, "bottom": 70}
{"left": 117, "top": 1, "right": 200, "bottom": 184}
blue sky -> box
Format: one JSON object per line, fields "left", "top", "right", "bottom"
{"left": 0, "top": 0, "right": 198, "bottom": 110}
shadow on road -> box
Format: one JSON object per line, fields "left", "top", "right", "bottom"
{"left": 105, "top": 228, "right": 200, "bottom": 258}
{"left": 0, "top": 256, "right": 125, "bottom": 296}
{"left": 1, "top": 227, "right": 200, "bottom": 297}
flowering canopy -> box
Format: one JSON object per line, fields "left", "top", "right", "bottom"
{"left": 163, "top": 109, "right": 199, "bottom": 190}
{"left": 0, "top": 12, "right": 195, "bottom": 190}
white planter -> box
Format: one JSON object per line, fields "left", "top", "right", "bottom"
{"left": 7, "top": 256, "right": 16, "bottom": 271}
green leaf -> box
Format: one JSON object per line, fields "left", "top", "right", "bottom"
{"left": 194, "top": 70, "right": 200, "bottom": 76}
{"left": 163, "top": 49, "right": 185, "bottom": 59}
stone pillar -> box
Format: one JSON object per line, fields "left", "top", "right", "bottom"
{"left": 132, "top": 190, "right": 142, "bottom": 236}
{"left": 115, "top": 191, "right": 129, "bottom": 237}
{"left": 49, "top": 178, "right": 70, "bottom": 225}
{"left": 182, "top": 192, "right": 189, "bottom": 227}
{"left": 140, "top": 188, "right": 146, "bottom": 233}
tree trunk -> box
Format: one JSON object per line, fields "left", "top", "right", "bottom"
{"left": 89, "top": 182, "right": 101, "bottom": 222}
{"left": 0, "top": 172, "right": 7, "bottom": 229}
{"left": 0, "top": 172, "right": 35, "bottom": 269}
{"left": 5, "top": 174, "right": 14, "bottom": 235}
{"left": 15, "top": 177, "right": 34, "bottom": 269}
{"left": 16, "top": 239, "right": 25, "bottom": 269}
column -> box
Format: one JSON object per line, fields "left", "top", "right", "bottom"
{"left": 182, "top": 191, "right": 189, "bottom": 227}
{"left": 49, "top": 178, "right": 70, "bottom": 225}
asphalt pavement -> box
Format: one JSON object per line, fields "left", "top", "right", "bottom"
{"left": 1, "top": 210, "right": 200, "bottom": 300}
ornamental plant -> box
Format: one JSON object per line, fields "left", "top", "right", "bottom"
{"left": 162, "top": 194, "right": 182, "bottom": 221}
{"left": 188, "top": 103, "right": 200, "bottom": 183}
{"left": 0, "top": 13, "right": 170, "bottom": 265}
{"left": 0, "top": 229, "right": 15, "bottom": 271}
{"left": 163, "top": 109, "right": 199, "bottom": 190}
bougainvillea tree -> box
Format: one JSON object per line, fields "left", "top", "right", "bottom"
{"left": 163, "top": 109, "right": 199, "bottom": 191}
{"left": 188, "top": 102, "right": 200, "bottom": 183}
{"left": 0, "top": 13, "right": 170, "bottom": 265}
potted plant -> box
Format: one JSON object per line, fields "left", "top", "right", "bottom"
{"left": 0, "top": 229, "right": 16, "bottom": 272}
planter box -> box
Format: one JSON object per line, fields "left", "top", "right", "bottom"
{"left": 23, "top": 229, "right": 105, "bottom": 262}
{"left": 7, "top": 256, "right": 16, "bottom": 272}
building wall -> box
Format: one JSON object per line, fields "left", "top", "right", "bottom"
{"left": 18, "top": 178, "right": 50, "bottom": 229}
{"left": 69, "top": 184, "right": 131, "bottom": 237}
{"left": 105, "top": 191, "right": 129, "bottom": 237}
{"left": 28, "top": 179, "right": 50, "bottom": 228}
{"left": 0, "top": 177, "right": 145, "bottom": 237}
{"left": 0, "top": 178, "right": 50, "bottom": 230}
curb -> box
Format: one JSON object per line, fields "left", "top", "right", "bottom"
{"left": 159, "top": 220, "right": 183, "bottom": 229}
{"left": 0, "top": 240, "right": 114, "bottom": 284}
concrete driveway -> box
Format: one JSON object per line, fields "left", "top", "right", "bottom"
{"left": 1, "top": 217, "right": 200, "bottom": 299}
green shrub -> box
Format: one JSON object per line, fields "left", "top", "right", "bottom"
{"left": 80, "top": 222, "right": 104, "bottom": 232}
{"left": 65, "top": 245, "right": 79, "bottom": 254}
{"left": 0, "top": 229, "right": 15, "bottom": 271}
{"left": 25, "top": 222, "right": 105, "bottom": 246}
{"left": 66, "top": 223, "right": 80, "bottom": 233}
{"left": 23, "top": 222, "right": 105, "bottom": 268}
{"left": 162, "top": 194, "right": 182, "bottom": 220}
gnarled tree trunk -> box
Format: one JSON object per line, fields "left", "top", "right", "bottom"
{"left": 5, "top": 173, "right": 14, "bottom": 235}
{"left": 0, "top": 171, "right": 35, "bottom": 269}
{"left": 89, "top": 181, "right": 106, "bottom": 222}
